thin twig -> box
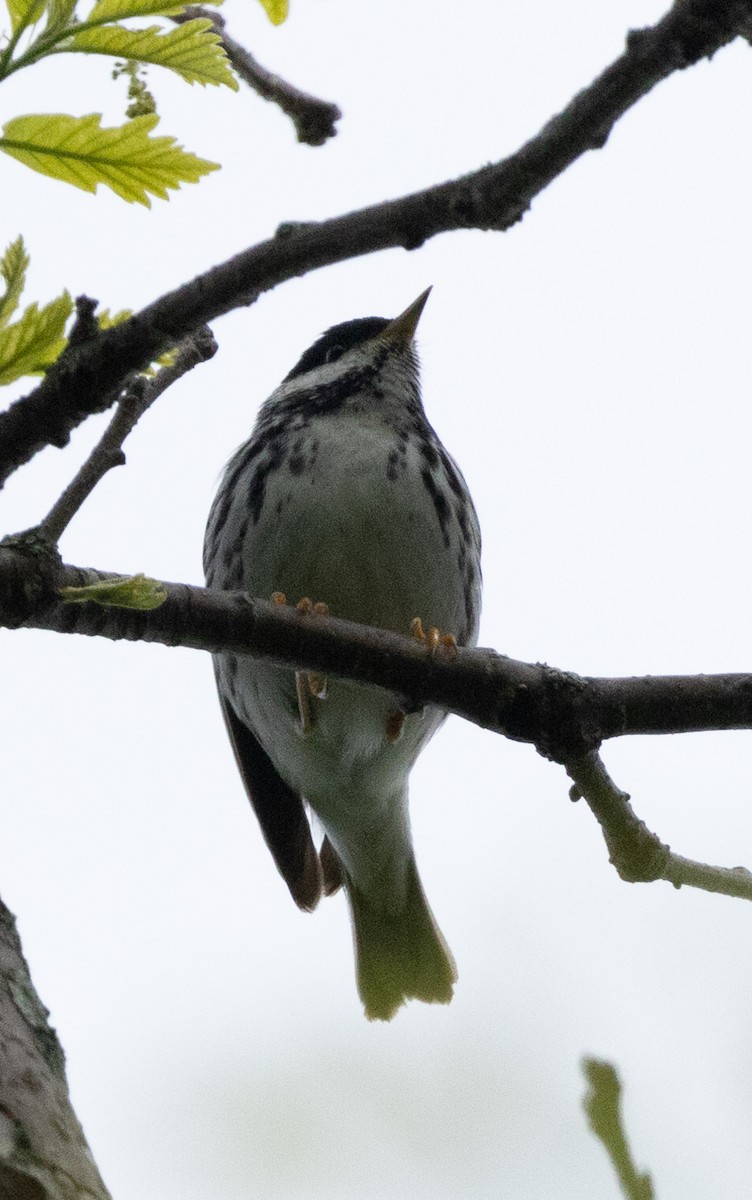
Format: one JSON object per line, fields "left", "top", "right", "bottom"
{"left": 566, "top": 752, "right": 670, "bottom": 882}
{"left": 583, "top": 1060, "right": 654, "bottom": 1200}
{"left": 176, "top": 7, "right": 341, "bottom": 146}
{"left": 2, "top": 0, "right": 751, "bottom": 486}
{"left": 39, "top": 328, "right": 217, "bottom": 543}
{"left": 662, "top": 853, "right": 752, "bottom": 898}
{"left": 567, "top": 751, "right": 752, "bottom": 902}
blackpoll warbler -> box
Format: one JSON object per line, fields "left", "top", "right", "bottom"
{"left": 204, "top": 291, "right": 482, "bottom": 1019}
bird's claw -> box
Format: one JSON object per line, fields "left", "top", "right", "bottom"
{"left": 271, "top": 592, "right": 330, "bottom": 732}
{"left": 295, "top": 596, "right": 330, "bottom": 618}
{"left": 385, "top": 618, "right": 457, "bottom": 744}
{"left": 410, "top": 616, "right": 458, "bottom": 656}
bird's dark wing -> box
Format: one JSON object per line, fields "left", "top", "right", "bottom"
{"left": 320, "top": 835, "right": 343, "bottom": 896}
{"left": 217, "top": 692, "right": 322, "bottom": 911}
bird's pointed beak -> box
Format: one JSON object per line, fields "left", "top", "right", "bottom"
{"left": 380, "top": 287, "right": 432, "bottom": 347}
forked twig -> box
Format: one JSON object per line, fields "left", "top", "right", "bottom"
{"left": 567, "top": 751, "right": 752, "bottom": 901}
{"left": 39, "top": 327, "right": 217, "bottom": 542}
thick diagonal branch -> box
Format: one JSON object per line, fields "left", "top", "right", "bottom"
{"left": 2, "top": 0, "right": 750, "bottom": 485}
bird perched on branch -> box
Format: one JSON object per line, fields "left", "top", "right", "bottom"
{"left": 204, "top": 289, "right": 482, "bottom": 1019}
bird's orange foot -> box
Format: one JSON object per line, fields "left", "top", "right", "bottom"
{"left": 410, "top": 616, "right": 458, "bottom": 657}
{"left": 386, "top": 619, "right": 457, "bottom": 743}
{"left": 271, "top": 593, "right": 330, "bottom": 732}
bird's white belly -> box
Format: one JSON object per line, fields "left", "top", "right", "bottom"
{"left": 240, "top": 418, "right": 468, "bottom": 634}
{"left": 221, "top": 418, "right": 461, "bottom": 881}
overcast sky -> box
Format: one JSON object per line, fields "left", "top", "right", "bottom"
{"left": 3, "top": 1, "right": 752, "bottom": 1197}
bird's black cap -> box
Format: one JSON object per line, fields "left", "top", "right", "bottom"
{"left": 284, "top": 317, "right": 389, "bottom": 383}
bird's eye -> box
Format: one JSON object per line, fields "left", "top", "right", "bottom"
{"left": 325, "top": 344, "right": 345, "bottom": 364}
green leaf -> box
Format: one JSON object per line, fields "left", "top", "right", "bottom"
{"left": 86, "top": 0, "right": 221, "bottom": 21}
{"left": 0, "top": 112, "right": 220, "bottom": 205}
{"left": 6, "top": 0, "right": 46, "bottom": 34}
{"left": 257, "top": 0, "right": 287, "bottom": 24}
{"left": 0, "top": 292, "right": 73, "bottom": 385}
{"left": 43, "top": 0, "right": 79, "bottom": 34}
{"left": 69, "top": 20, "right": 237, "bottom": 88}
{"left": 96, "top": 306, "right": 132, "bottom": 329}
{"left": 61, "top": 573, "right": 168, "bottom": 609}
{"left": 0, "top": 236, "right": 30, "bottom": 329}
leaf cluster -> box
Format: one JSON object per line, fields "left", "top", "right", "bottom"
{"left": 0, "top": 0, "right": 252, "bottom": 205}
{"left": 0, "top": 237, "right": 71, "bottom": 385}
{"left": 0, "top": 0, "right": 291, "bottom": 381}
{"left": 0, "top": 234, "right": 177, "bottom": 385}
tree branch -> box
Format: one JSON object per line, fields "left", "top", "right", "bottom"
{"left": 567, "top": 751, "right": 752, "bottom": 901}
{"left": 2, "top": 0, "right": 750, "bottom": 486}
{"left": 175, "top": 7, "right": 341, "bottom": 146}
{"left": 3, "top": 553, "right": 752, "bottom": 752}
{"left": 0, "top": 898, "right": 111, "bottom": 1200}
{"left": 39, "top": 328, "right": 217, "bottom": 543}
{"left": 583, "top": 1059, "right": 654, "bottom": 1200}
{"left": 1, "top": 553, "right": 750, "bottom": 902}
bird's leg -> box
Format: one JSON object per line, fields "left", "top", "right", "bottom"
{"left": 272, "top": 592, "right": 329, "bottom": 732}
{"left": 295, "top": 597, "right": 329, "bottom": 702}
{"left": 385, "top": 617, "right": 458, "bottom": 744}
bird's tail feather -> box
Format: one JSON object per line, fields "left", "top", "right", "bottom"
{"left": 344, "top": 854, "right": 457, "bottom": 1021}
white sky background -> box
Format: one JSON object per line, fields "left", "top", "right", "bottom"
{"left": 2, "top": 0, "right": 752, "bottom": 1196}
